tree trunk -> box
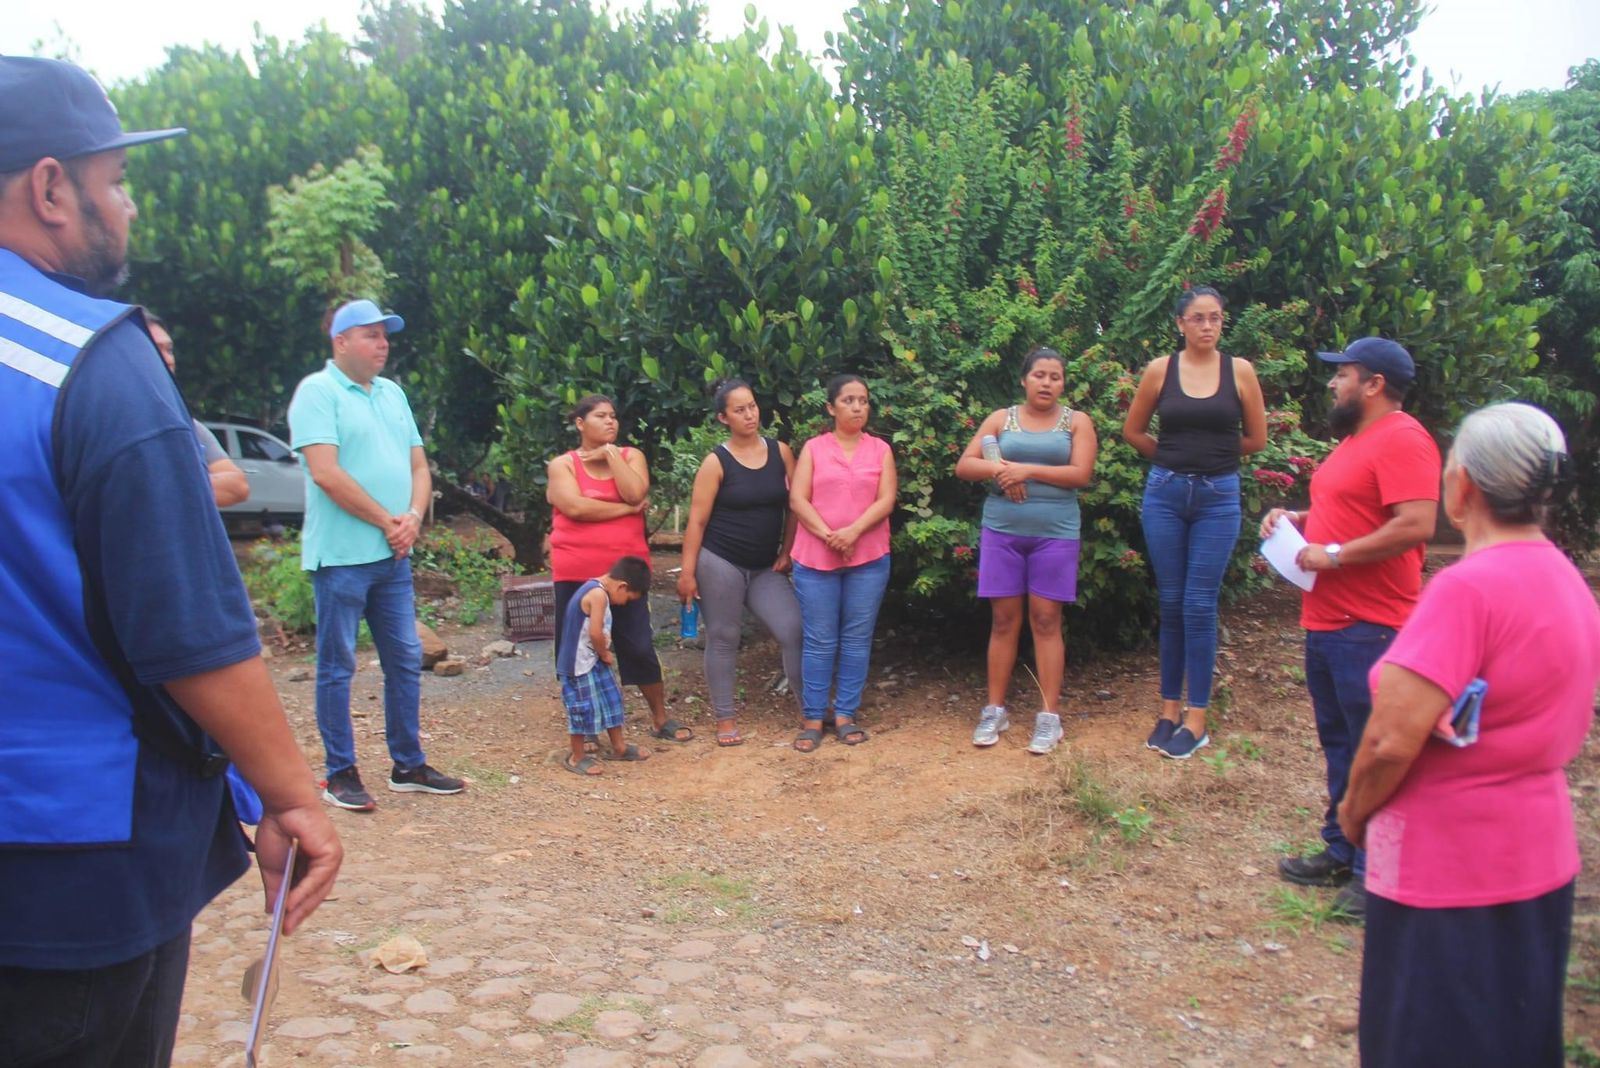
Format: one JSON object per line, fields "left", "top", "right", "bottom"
{"left": 432, "top": 473, "right": 546, "bottom": 572}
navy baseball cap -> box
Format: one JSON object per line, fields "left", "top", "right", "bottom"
{"left": 0, "top": 57, "right": 185, "bottom": 173}
{"left": 329, "top": 299, "right": 405, "bottom": 338}
{"left": 1316, "top": 336, "right": 1415, "bottom": 387}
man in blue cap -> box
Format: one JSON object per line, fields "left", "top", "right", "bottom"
{"left": 1259, "top": 337, "right": 1440, "bottom": 923}
{"left": 288, "top": 298, "right": 465, "bottom": 810}
{"left": 0, "top": 56, "right": 342, "bottom": 1060}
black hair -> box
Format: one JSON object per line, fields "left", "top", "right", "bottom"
{"left": 570, "top": 394, "right": 614, "bottom": 422}
{"left": 1020, "top": 346, "right": 1065, "bottom": 376}
{"left": 1354, "top": 365, "right": 1409, "bottom": 403}
{"left": 825, "top": 373, "right": 868, "bottom": 404}
{"left": 608, "top": 555, "right": 652, "bottom": 592}
{"left": 713, "top": 378, "right": 754, "bottom": 415}
{"left": 1173, "top": 285, "right": 1226, "bottom": 318}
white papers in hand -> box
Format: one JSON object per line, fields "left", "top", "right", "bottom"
{"left": 1260, "top": 516, "right": 1316, "bottom": 591}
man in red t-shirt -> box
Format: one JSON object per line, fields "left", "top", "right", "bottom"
{"left": 1258, "top": 337, "right": 1440, "bottom": 922}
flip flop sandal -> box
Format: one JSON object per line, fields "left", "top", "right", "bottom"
{"left": 650, "top": 719, "right": 694, "bottom": 742}
{"left": 603, "top": 743, "right": 650, "bottom": 762}
{"left": 582, "top": 734, "right": 602, "bottom": 753}
{"left": 715, "top": 722, "right": 744, "bottom": 747}
{"left": 562, "top": 755, "right": 602, "bottom": 776}
{"left": 835, "top": 719, "right": 869, "bottom": 746}
{"left": 793, "top": 727, "right": 823, "bottom": 753}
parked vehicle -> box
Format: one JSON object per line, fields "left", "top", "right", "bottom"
{"left": 204, "top": 422, "right": 304, "bottom": 525}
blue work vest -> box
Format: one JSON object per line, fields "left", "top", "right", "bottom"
{"left": 0, "top": 248, "right": 145, "bottom": 847}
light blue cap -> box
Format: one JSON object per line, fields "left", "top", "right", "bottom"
{"left": 329, "top": 299, "right": 404, "bottom": 338}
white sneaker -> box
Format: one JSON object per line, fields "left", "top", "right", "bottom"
{"left": 1027, "top": 712, "right": 1064, "bottom": 755}
{"left": 972, "top": 705, "right": 1009, "bottom": 747}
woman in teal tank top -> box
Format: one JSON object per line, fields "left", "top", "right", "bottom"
{"left": 955, "top": 347, "right": 1099, "bottom": 754}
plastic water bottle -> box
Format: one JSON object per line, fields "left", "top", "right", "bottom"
{"left": 981, "top": 434, "right": 1002, "bottom": 462}
{"left": 679, "top": 599, "right": 700, "bottom": 639}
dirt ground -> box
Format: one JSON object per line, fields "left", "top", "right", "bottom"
{"left": 175, "top": 552, "right": 1600, "bottom": 1067}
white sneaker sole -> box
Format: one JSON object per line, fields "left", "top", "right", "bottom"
{"left": 387, "top": 781, "right": 465, "bottom": 794}
{"left": 1027, "top": 734, "right": 1063, "bottom": 755}
{"left": 973, "top": 718, "right": 1010, "bottom": 747}
{"left": 1157, "top": 734, "right": 1211, "bottom": 760}
{"left": 322, "top": 788, "right": 376, "bottom": 811}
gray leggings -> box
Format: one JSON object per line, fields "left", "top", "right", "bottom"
{"left": 696, "top": 547, "right": 804, "bottom": 720}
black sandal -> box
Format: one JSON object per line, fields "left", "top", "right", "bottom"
{"left": 793, "top": 727, "right": 823, "bottom": 753}
{"left": 835, "top": 718, "right": 869, "bottom": 746}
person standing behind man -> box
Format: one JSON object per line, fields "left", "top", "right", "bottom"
{"left": 146, "top": 309, "right": 250, "bottom": 507}
{"left": 1260, "top": 337, "right": 1439, "bottom": 922}
{"left": 288, "top": 299, "right": 465, "bottom": 811}
{"left": 0, "top": 56, "right": 341, "bottom": 1063}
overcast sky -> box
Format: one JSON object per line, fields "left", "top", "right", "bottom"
{"left": 4, "top": 0, "right": 1595, "bottom": 97}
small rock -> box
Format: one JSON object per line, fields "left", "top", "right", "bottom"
{"left": 1203, "top": 925, "right": 1226, "bottom": 940}
{"left": 646, "top": 1031, "right": 689, "bottom": 1055}
{"left": 694, "top": 1046, "right": 761, "bottom": 1068}
{"left": 377, "top": 1019, "right": 437, "bottom": 1043}
{"left": 784, "top": 998, "right": 838, "bottom": 1019}
{"left": 396, "top": 1045, "right": 454, "bottom": 1063}
{"left": 432, "top": 658, "right": 466, "bottom": 677}
{"left": 417, "top": 622, "right": 448, "bottom": 668}
{"left": 287, "top": 667, "right": 312, "bottom": 682}
{"left": 668, "top": 939, "right": 718, "bottom": 960}
{"left": 527, "top": 991, "right": 584, "bottom": 1024}
{"left": 1298, "top": 1034, "right": 1317, "bottom": 1050}
{"left": 276, "top": 1017, "right": 356, "bottom": 1039}
{"left": 787, "top": 1043, "right": 839, "bottom": 1063}
{"left": 561, "top": 1047, "right": 634, "bottom": 1067}
{"left": 468, "top": 977, "right": 525, "bottom": 1003}
{"left": 594, "top": 1010, "right": 646, "bottom": 1040}
{"left": 1095, "top": 689, "right": 1114, "bottom": 700}
{"left": 404, "top": 989, "right": 458, "bottom": 1015}
{"left": 482, "top": 639, "right": 516, "bottom": 658}
{"left": 866, "top": 1039, "right": 935, "bottom": 1060}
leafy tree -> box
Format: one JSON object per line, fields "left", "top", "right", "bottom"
{"left": 266, "top": 145, "right": 396, "bottom": 309}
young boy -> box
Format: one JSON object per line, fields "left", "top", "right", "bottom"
{"left": 557, "top": 556, "right": 654, "bottom": 775}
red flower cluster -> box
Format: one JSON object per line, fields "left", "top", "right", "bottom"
{"left": 962, "top": 415, "right": 976, "bottom": 429}
{"left": 1064, "top": 110, "right": 1085, "bottom": 161}
{"left": 1253, "top": 469, "right": 1296, "bottom": 490}
{"left": 953, "top": 544, "right": 974, "bottom": 561}
{"left": 1189, "top": 186, "right": 1228, "bottom": 240}
{"left": 1123, "top": 193, "right": 1138, "bottom": 219}
{"left": 949, "top": 195, "right": 963, "bottom": 218}
{"left": 1215, "top": 107, "right": 1257, "bottom": 172}
{"left": 1287, "top": 455, "right": 1318, "bottom": 475}
{"left": 1266, "top": 409, "right": 1299, "bottom": 433}
{"left": 1250, "top": 557, "right": 1270, "bottom": 575}
{"left": 1017, "top": 277, "right": 1039, "bottom": 300}
{"left": 1119, "top": 549, "right": 1143, "bottom": 569}
{"left": 944, "top": 320, "right": 963, "bottom": 336}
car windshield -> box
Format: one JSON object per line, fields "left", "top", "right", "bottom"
{"left": 238, "top": 432, "right": 293, "bottom": 463}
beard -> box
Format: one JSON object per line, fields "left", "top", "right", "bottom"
{"left": 1327, "top": 395, "right": 1362, "bottom": 438}
{"left": 64, "top": 184, "right": 129, "bottom": 297}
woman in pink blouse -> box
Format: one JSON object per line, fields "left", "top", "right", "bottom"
{"left": 1338, "top": 403, "right": 1600, "bottom": 1068}
{"left": 787, "top": 375, "right": 898, "bottom": 751}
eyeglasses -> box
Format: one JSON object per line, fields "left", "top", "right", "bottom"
{"left": 1182, "top": 314, "right": 1225, "bottom": 326}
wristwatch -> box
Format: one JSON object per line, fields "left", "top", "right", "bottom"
{"left": 1324, "top": 542, "right": 1343, "bottom": 568}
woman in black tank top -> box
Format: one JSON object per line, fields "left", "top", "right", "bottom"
{"left": 677, "top": 380, "right": 803, "bottom": 746}
{"left": 1122, "top": 287, "right": 1267, "bottom": 759}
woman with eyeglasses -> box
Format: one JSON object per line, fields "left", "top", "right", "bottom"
{"left": 786, "top": 374, "right": 897, "bottom": 751}
{"left": 1121, "top": 286, "right": 1267, "bottom": 759}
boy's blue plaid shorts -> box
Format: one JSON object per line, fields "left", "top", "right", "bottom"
{"left": 560, "top": 667, "right": 625, "bottom": 736}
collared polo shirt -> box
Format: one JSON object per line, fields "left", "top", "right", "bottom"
{"left": 288, "top": 359, "right": 423, "bottom": 570}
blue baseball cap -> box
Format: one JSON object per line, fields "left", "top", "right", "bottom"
{"left": 0, "top": 57, "right": 185, "bottom": 173}
{"left": 329, "top": 299, "right": 405, "bottom": 338}
{"left": 1316, "top": 336, "right": 1415, "bottom": 387}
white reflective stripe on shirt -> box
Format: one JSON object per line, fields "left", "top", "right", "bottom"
{"left": 0, "top": 290, "right": 94, "bottom": 348}
{"left": 0, "top": 335, "right": 68, "bottom": 388}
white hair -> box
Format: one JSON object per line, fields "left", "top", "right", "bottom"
{"left": 1452, "top": 402, "right": 1568, "bottom": 525}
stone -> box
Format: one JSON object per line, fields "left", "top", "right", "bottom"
{"left": 417, "top": 622, "right": 449, "bottom": 668}
{"left": 424, "top": 956, "right": 474, "bottom": 978}
{"left": 845, "top": 969, "right": 900, "bottom": 987}
{"left": 433, "top": 658, "right": 466, "bottom": 677}
{"left": 562, "top": 1048, "right": 636, "bottom": 1068}
{"left": 506, "top": 1033, "right": 548, "bottom": 1052}
{"left": 668, "top": 939, "right": 718, "bottom": 960}
{"left": 766, "top": 1022, "right": 811, "bottom": 1042}
{"left": 482, "top": 639, "right": 516, "bottom": 658}
{"left": 867, "top": 1039, "right": 935, "bottom": 1060}
{"left": 655, "top": 960, "right": 712, "bottom": 984}
{"left": 468, "top": 1010, "right": 521, "bottom": 1031}
{"left": 404, "top": 989, "right": 458, "bottom": 1015}
{"left": 337, "top": 992, "right": 402, "bottom": 1013}
{"left": 171, "top": 1045, "right": 210, "bottom": 1064}
{"left": 469, "top": 977, "right": 527, "bottom": 1003}
{"left": 452, "top": 1027, "right": 495, "bottom": 1049}
{"left": 733, "top": 974, "right": 777, "bottom": 997}
{"left": 287, "top": 668, "right": 312, "bottom": 682}
{"left": 632, "top": 977, "right": 671, "bottom": 996}
{"left": 787, "top": 1044, "right": 839, "bottom": 1064}
{"left": 693, "top": 1046, "right": 761, "bottom": 1068}
{"left": 594, "top": 1010, "right": 647, "bottom": 1040}
{"left": 783, "top": 998, "right": 839, "bottom": 1019}
{"left": 645, "top": 1032, "right": 690, "bottom": 1055}
{"left": 730, "top": 934, "right": 766, "bottom": 954}
{"left": 275, "top": 1017, "right": 356, "bottom": 1039}
{"left": 397, "top": 1046, "right": 454, "bottom": 1062}
{"left": 377, "top": 1019, "right": 438, "bottom": 1043}
{"left": 312, "top": 1040, "right": 361, "bottom": 1063}
{"left": 821, "top": 1020, "right": 869, "bottom": 1042}
{"left": 528, "top": 992, "right": 585, "bottom": 1024}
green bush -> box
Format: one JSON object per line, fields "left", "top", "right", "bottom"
{"left": 410, "top": 526, "right": 521, "bottom": 626}
{"left": 242, "top": 534, "right": 316, "bottom": 632}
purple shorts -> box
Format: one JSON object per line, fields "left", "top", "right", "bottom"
{"left": 977, "top": 528, "right": 1080, "bottom": 603}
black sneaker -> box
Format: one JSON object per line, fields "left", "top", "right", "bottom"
{"left": 1157, "top": 725, "right": 1209, "bottom": 759}
{"left": 1277, "top": 849, "right": 1353, "bottom": 887}
{"left": 388, "top": 764, "right": 466, "bottom": 795}
{"left": 323, "top": 767, "right": 377, "bottom": 812}
{"left": 1329, "top": 880, "right": 1367, "bottom": 924}
{"left": 1146, "top": 717, "right": 1179, "bottom": 751}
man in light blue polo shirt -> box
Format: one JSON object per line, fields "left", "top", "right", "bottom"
{"left": 288, "top": 299, "right": 465, "bottom": 810}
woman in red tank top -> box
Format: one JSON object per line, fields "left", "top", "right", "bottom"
{"left": 546, "top": 394, "right": 692, "bottom": 745}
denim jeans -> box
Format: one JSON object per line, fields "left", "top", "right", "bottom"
{"left": 313, "top": 557, "right": 426, "bottom": 775}
{"left": 791, "top": 555, "right": 891, "bottom": 720}
{"left": 0, "top": 929, "right": 190, "bottom": 1066}
{"left": 1305, "top": 621, "right": 1398, "bottom": 879}
{"left": 1140, "top": 466, "right": 1241, "bottom": 709}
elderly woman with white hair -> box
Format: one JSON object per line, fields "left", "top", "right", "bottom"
{"left": 1337, "top": 402, "right": 1600, "bottom": 1068}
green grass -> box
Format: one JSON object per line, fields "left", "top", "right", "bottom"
{"left": 450, "top": 760, "right": 511, "bottom": 790}
{"left": 545, "top": 995, "right": 653, "bottom": 1036}
{"left": 1261, "top": 886, "right": 1354, "bottom": 936}
{"left": 1568, "top": 1038, "right": 1600, "bottom": 1068}
{"left": 651, "top": 869, "right": 759, "bottom": 923}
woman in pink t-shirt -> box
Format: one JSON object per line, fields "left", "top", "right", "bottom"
{"left": 1338, "top": 403, "right": 1600, "bottom": 1068}
{"left": 787, "top": 375, "right": 898, "bottom": 751}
